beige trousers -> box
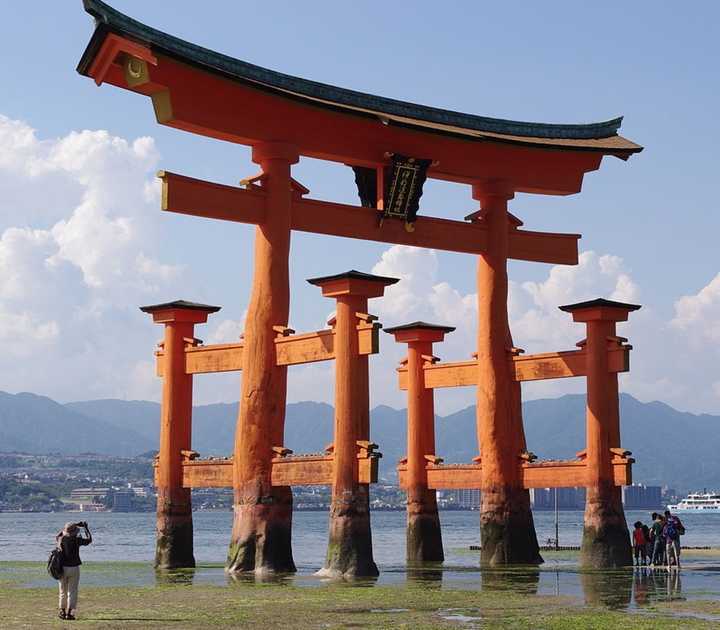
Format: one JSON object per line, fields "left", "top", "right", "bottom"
{"left": 58, "top": 565, "right": 80, "bottom": 611}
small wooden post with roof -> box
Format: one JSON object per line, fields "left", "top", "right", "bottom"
{"left": 140, "top": 300, "right": 220, "bottom": 569}
{"left": 385, "top": 322, "right": 455, "bottom": 563}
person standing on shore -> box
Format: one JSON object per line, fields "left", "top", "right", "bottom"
{"left": 55, "top": 521, "right": 92, "bottom": 620}
{"left": 649, "top": 513, "right": 665, "bottom": 567}
{"left": 662, "top": 514, "right": 681, "bottom": 570}
{"left": 632, "top": 521, "right": 648, "bottom": 566}
{"left": 664, "top": 509, "right": 685, "bottom": 561}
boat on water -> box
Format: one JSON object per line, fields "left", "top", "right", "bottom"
{"left": 668, "top": 491, "right": 720, "bottom": 512}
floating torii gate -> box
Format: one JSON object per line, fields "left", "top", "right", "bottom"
{"left": 77, "top": 0, "right": 643, "bottom": 572}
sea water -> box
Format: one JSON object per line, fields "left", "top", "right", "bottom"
{"left": 1, "top": 510, "right": 719, "bottom": 564}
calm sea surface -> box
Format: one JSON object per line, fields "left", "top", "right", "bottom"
{"left": 2, "top": 510, "right": 719, "bottom": 564}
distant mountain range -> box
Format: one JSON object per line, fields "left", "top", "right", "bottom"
{"left": 1, "top": 391, "right": 718, "bottom": 492}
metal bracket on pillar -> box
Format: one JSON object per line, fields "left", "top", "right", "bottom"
{"left": 273, "top": 325, "right": 296, "bottom": 337}
{"left": 356, "top": 440, "right": 381, "bottom": 459}
{"left": 422, "top": 354, "right": 441, "bottom": 366}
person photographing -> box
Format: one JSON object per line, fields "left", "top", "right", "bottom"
{"left": 55, "top": 521, "right": 92, "bottom": 620}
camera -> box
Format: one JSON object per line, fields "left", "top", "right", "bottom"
{"left": 76, "top": 521, "right": 88, "bottom": 528}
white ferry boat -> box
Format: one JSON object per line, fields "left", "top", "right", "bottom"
{"left": 668, "top": 491, "right": 720, "bottom": 512}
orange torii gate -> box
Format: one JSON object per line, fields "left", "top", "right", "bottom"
{"left": 77, "top": 0, "right": 642, "bottom": 572}
{"left": 387, "top": 299, "right": 639, "bottom": 566}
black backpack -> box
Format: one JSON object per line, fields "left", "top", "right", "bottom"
{"left": 47, "top": 547, "right": 64, "bottom": 580}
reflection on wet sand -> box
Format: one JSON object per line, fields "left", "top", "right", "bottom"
{"left": 634, "top": 568, "right": 684, "bottom": 606}
{"left": 154, "top": 568, "right": 196, "bottom": 586}
{"left": 226, "top": 571, "right": 295, "bottom": 586}
{"left": 406, "top": 562, "right": 443, "bottom": 587}
{"left": 481, "top": 567, "right": 540, "bottom": 596}
{"left": 578, "top": 567, "right": 685, "bottom": 609}
{"left": 581, "top": 569, "right": 632, "bottom": 609}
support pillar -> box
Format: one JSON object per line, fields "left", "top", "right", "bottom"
{"left": 472, "top": 182, "right": 542, "bottom": 566}
{"left": 227, "top": 142, "right": 299, "bottom": 574}
{"left": 560, "top": 298, "right": 640, "bottom": 567}
{"left": 141, "top": 299, "right": 220, "bottom": 569}
{"left": 309, "top": 270, "right": 398, "bottom": 577}
{"left": 386, "top": 322, "right": 454, "bottom": 563}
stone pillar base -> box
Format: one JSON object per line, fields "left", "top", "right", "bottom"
{"left": 480, "top": 485, "right": 543, "bottom": 566}
{"left": 407, "top": 488, "right": 444, "bottom": 563}
{"left": 155, "top": 489, "right": 195, "bottom": 569}
{"left": 581, "top": 484, "right": 631, "bottom": 568}
{"left": 320, "top": 486, "right": 378, "bottom": 578}
{"left": 226, "top": 486, "right": 296, "bottom": 574}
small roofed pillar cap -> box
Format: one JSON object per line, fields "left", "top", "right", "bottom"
{"left": 559, "top": 298, "right": 641, "bottom": 323}
{"left": 140, "top": 299, "right": 221, "bottom": 324}
{"left": 307, "top": 270, "right": 399, "bottom": 298}
{"left": 384, "top": 321, "right": 455, "bottom": 343}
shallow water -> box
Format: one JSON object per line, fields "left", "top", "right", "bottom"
{"left": 2, "top": 510, "right": 719, "bottom": 564}
{"left": 3, "top": 510, "right": 720, "bottom": 613}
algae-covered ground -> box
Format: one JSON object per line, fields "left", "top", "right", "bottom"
{"left": 2, "top": 560, "right": 719, "bottom": 629}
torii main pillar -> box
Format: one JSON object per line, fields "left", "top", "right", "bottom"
{"left": 227, "top": 142, "right": 299, "bottom": 574}
{"left": 473, "top": 182, "right": 542, "bottom": 566}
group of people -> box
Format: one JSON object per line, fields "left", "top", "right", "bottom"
{"left": 632, "top": 510, "right": 685, "bottom": 569}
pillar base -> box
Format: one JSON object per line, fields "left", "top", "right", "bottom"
{"left": 581, "top": 484, "right": 631, "bottom": 568}
{"left": 480, "top": 485, "right": 543, "bottom": 566}
{"left": 319, "top": 485, "right": 378, "bottom": 578}
{"left": 407, "top": 488, "right": 444, "bottom": 563}
{"left": 155, "top": 489, "right": 195, "bottom": 569}
{"left": 226, "top": 485, "right": 296, "bottom": 574}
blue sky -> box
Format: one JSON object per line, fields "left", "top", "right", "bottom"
{"left": 1, "top": 1, "right": 719, "bottom": 413}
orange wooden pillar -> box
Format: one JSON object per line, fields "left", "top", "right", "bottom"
{"left": 560, "top": 298, "right": 640, "bottom": 567}
{"left": 309, "top": 271, "right": 398, "bottom": 577}
{"left": 472, "top": 182, "right": 542, "bottom": 566}
{"left": 141, "top": 300, "right": 220, "bottom": 569}
{"left": 385, "top": 322, "right": 454, "bottom": 563}
{"left": 227, "top": 142, "right": 299, "bottom": 574}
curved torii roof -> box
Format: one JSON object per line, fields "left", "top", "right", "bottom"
{"left": 76, "top": 0, "right": 641, "bottom": 195}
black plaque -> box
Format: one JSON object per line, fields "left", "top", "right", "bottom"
{"left": 383, "top": 154, "right": 431, "bottom": 226}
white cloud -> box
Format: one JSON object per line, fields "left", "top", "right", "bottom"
{"left": 207, "top": 313, "right": 247, "bottom": 345}
{"left": 671, "top": 272, "right": 720, "bottom": 343}
{"left": 0, "top": 115, "right": 182, "bottom": 402}
{"left": 512, "top": 251, "right": 639, "bottom": 353}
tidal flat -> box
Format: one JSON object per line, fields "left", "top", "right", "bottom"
{"left": 3, "top": 558, "right": 720, "bottom": 629}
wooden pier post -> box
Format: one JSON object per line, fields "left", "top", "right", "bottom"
{"left": 560, "top": 298, "right": 640, "bottom": 567}
{"left": 309, "top": 271, "right": 397, "bottom": 577}
{"left": 385, "top": 322, "right": 454, "bottom": 563}
{"left": 141, "top": 300, "right": 220, "bottom": 569}
{"left": 227, "top": 142, "right": 299, "bottom": 574}
{"left": 473, "top": 182, "right": 542, "bottom": 566}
